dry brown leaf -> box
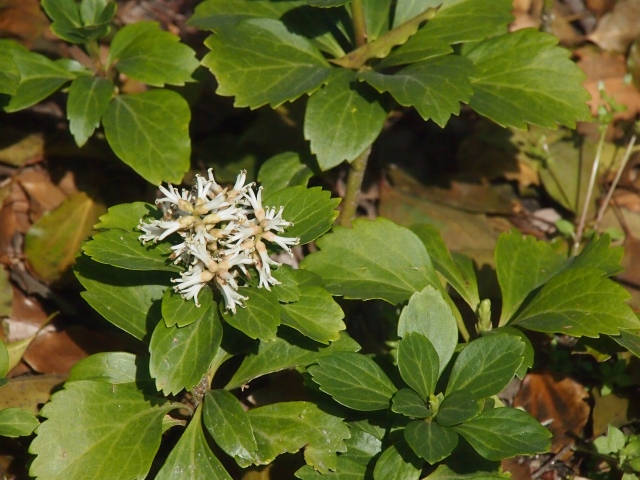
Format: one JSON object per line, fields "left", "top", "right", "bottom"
{"left": 15, "top": 168, "right": 67, "bottom": 221}
{"left": 0, "top": 373, "right": 67, "bottom": 414}
{"left": 5, "top": 286, "right": 49, "bottom": 342}
{"left": 588, "top": 0, "right": 640, "bottom": 53}
{"left": 0, "top": 130, "right": 44, "bottom": 167}
{"left": 514, "top": 372, "right": 590, "bottom": 454}
{"left": 0, "top": 0, "right": 49, "bottom": 46}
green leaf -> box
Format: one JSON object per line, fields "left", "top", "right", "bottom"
{"left": 0, "top": 40, "right": 20, "bottom": 95}
{"left": 246, "top": 401, "right": 350, "bottom": 472}
{"left": 102, "top": 90, "right": 191, "bottom": 184}
{"left": 593, "top": 425, "right": 626, "bottom": 454}
{"left": 485, "top": 327, "right": 534, "bottom": 379}
{"left": 302, "top": 218, "right": 441, "bottom": 305}
{"left": 463, "top": 29, "right": 591, "bottom": 129}
{"left": 304, "top": 69, "right": 387, "bottom": 171}
{"left": 391, "top": 388, "right": 432, "bottom": 418}
{"left": 308, "top": 352, "right": 397, "bottom": 411}
{"left": 425, "top": 465, "right": 510, "bottom": 480}
{"left": 295, "top": 459, "right": 366, "bottom": 479}
{"left": 398, "top": 287, "right": 459, "bottom": 375}
{"left": 202, "top": 18, "right": 331, "bottom": 108}
{"left": 612, "top": 329, "right": 640, "bottom": 358}
{"left": 226, "top": 329, "right": 360, "bottom": 389}
{"left": 404, "top": 420, "right": 458, "bottom": 464}
{"left": 94, "top": 201, "right": 157, "bottom": 230}
{"left": 511, "top": 267, "right": 640, "bottom": 337}
{"left": 397, "top": 332, "right": 439, "bottom": 399}
{"left": 0, "top": 339, "right": 8, "bottom": 378}
{"left": 80, "top": 0, "right": 116, "bottom": 26}
{"left": 307, "top": 0, "right": 348, "bottom": 6}
{"left": 41, "top": 0, "right": 84, "bottom": 43}
{"left": 258, "top": 152, "right": 313, "bottom": 194}
{"left": 156, "top": 405, "right": 232, "bottom": 480}
{"left": 281, "top": 285, "right": 346, "bottom": 344}
{"left": 83, "top": 229, "right": 180, "bottom": 272}
{"left": 162, "top": 287, "right": 214, "bottom": 328}
{"left": 67, "top": 76, "right": 113, "bottom": 147}
{"left": 0, "top": 408, "right": 39, "bottom": 437}
{"left": 107, "top": 22, "right": 199, "bottom": 87}
{"left": 373, "top": 440, "right": 422, "bottom": 480}
{"left": 74, "top": 255, "right": 170, "bottom": 340}
{"left": 496, "top": 231, "right": 567, "bottom": 325}
{"left": 67, "top": 352, "right": 148, "bottom": 384}
{"left": 411, "top": 224, "right": 480, "bottom": 309}
{"left": 453, "top": 407, "right": 551, "bottom": 460}
{"left": 364, "top": 0, "right": 393, "bottom": 40}
{"left": 29, "top": 381, "right": 177, "bottom": 480}
{"left": 5, "top": 45, "right": 75, "bottom": 112}
{"left": 361, "top": 55, "right": 475, "bottom": 127}
{"left": 188, "top": 0, "right": 306, "bottom": 29}
{"left": 203, "top": 390, "right": 258, "bottom": 463}
{"left": 263, "top": 186, "right": 340, "bottom": 245}
{"left": 435, "top": 391, "right": 482, "bottom": 427}
{"left": 569, "top": 234, "right": 623, "bottom": 276}
{"left": 271, "top": 265, "right": 300, "bottom": 303}
{"left": 446, "top": 335, "right": 524, "bottom": 399}
{"left": 221, "top": 287, "right": 281, "bottom": 341}
{"left": 149, "top": 303, "right": 222, "bottom": 395}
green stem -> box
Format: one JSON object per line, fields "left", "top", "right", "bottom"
{"left": 572, "top": 127, "right": 606, "bottom": 256}
{"left": 339, "top": 146, "right": 371, "bottom": 227}
{"left": 351, "top": 0, "right": 367, "bottom": 47}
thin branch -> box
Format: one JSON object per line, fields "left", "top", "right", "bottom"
{"left": 338, "top": 146, "right": 372, "bottom": 227}
{"left": 595, "top": 135, "right": 636, "bottom": 226}
{"left": 351, "top": 0, "right": 367, "bottom": 48}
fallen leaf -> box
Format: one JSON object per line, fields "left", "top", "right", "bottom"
{"left": 591, "top": 388, "right": 640, "bottom": 437}
{"left": 0, "top": 0, "right": 49, "bottom": 46}
{"left": 24, "top": 191, "right": 106, "bottom": 283}
{"left": 0, "top": 373, "right": 66, "bottom": 414}
{"left": 514, "top": 372, "right": 590, "bottom": 453}
{"left": 0, "top": 130, "right": 44, "bottom": 167}
{"left": 15, "top": 168, "right": 67, "bottom": 220}
{"left": 588, "top": 0, "right": 640, "bottom": 53}
{"left": 5, "top": 285, "right": 48, "bottom": 342}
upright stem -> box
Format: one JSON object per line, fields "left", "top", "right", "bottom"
{"left": 339, "top": 146, "right": 372, "bottom": 227}
{"left": 573, "top": 128, "right": 606, "bottom": 256}
{"left": 595, "top": 135, "right": 636, "bottom": 226}
{"left": 351, "top": 0, "right": 367, "bottom": 47}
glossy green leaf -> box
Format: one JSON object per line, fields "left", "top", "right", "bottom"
{"left": 593, "top": 425, "right": 626, "bottom": 455}
{"left": 309, "top": 352, "right": 397, "bottom": 411}
{"left": 156, "top": 405, "right": 232, "bottom": 480}
{"left": 80, "top": 0, "right": 116, "bottom": 26}
{"left": 258, "top": 152, "right": 313, "bottom": 194}
{"left": 496, "top": 231, "right": 568, "bottom": 324}
{"left": 0, "top": 40, "right": 20, "bottom": 95}
{"left": 150, "top": 302, "right": 222, "bottom": 395}
{"left": 74, "top": 255, "right": 170, "bottom": 340}
{"left": 397, "top": 332, "right": 439, "bottom": 399}
{"left": 425, "top": 465, "right": 510, "bottom": 480}
{"left": 271, "top": 265, "right": 300, "bottom": 303}
{"left": 341, "top": 422, "right": 384, "bottom": 463}
{"left": 464, "top": 29, "right": 591, "bottom": 128}
{"left": 246, "top": 401, "right": 350, "bottom": 472}
{"left": 281, "top": 285, "right": 346, "bottom": 344}
{"left": 162, "top": 287, "right": 214, "bottom": 328}
{"left": 302, "top": 218, "right": 441, "bottom": 305}
{"left": 0, "top": 339, "right": 8, "bottom": 378}
{"left": 391, "top": 388, "right": 432, "bottom": 418}
{"left": 446, "top": 335, "right": 524, "bottom": 399}
{"left": 203, "top": 390, "right": 257, "bottom": 463}
{"left": 94, "top": 201, "right": 157, "bottom": 230}
{"left": 202, "top": 18, "right": 331, "bottom": 108}
{"left": 41, "top": 0, "right": 84, "bottom": 43}
{"left": 512, "top": 267, "right": 640, "bottom": 337}
{"left": 453, "top": 407, "right": 551, "bottom": 460}
{"left": 263, "top": 186, "right": 340, "bottom": 245}
{"left": 67, "top": 352, "right": 148, "bottom": 384}
{"left": 226, "top": 329, "right": 360, "bottom": 389}
{"left": 5, "top": 45, "right": 75, "bottom": 112}
{"left": 102, "top": 90, "right": 191, "bottom": 184}
{"left": 29, "top": 380, "right": 177, "bottom": 480}
{"left": 411, "top": 224, "right": 479, "bottom": 309}
{"left": 363, "top": 0, "right": 393, "bottom": 40}
{"left": 373, "top": 440, "right": 422, "bottom": 480}
{"left": 107, "top": 22, "right": 198, "bottom": 87}
{"left": 485, "top": 327, "right": 534, "bottom": 379}
{"left": 612, "top": 329, "right": 640, "bottom": 358}
{"left": 398, "top": 287, "right": 459, "bottom": 375}
{"left": 404, "top": 420, "right": 458, "bottom": 464}
{"left": 221, "top": 287, "right": 281, "bottom": 341}
{"left": 295, "top": 459, "right": 366, "bottom": 479}
{"left": 83, "top": 229, "right": 180, "bottom": 272}
{"left": 307, "top": 0, "right": 348, "bottom": 6}
{"left": 188, "top": 0, "right": 306, "bottom": 29}
{"left": 361, "top": 55, "right": 475, "bottom": 127}
{"left": 304, "top": 69, "right": 387, "bottom": 171}
{"left": 0, "top": 408, "right": 39, "bottom": 437}
{"left": 392, "top": 0, "right": 441, "bottom": 27}
{"left": 67, "top": 76, "right": 113, "bottom": 147}
{"left": 25, "top": 192, "right": 105, "bottom": 283}
{"left": 436, "top": 391, "right": 482, "bottom": 427}
{"left": 569, "top": 234, "right": 623, "bottom": 276}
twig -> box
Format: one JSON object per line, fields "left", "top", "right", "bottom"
{"left": 338, "top": 146, "right": 372, "bottom": 227}
{"left": 531, "top": 443, "right": 573, "bottom": 480}
{"left": 595, "top": 135, "right": 637, "bottom": 226}
{"left": 350, "top": 0, "right": 367, "bottom": 47}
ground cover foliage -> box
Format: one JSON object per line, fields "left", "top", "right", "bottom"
{"left": 1, "top": 0, "right": 640, "bottom": 479}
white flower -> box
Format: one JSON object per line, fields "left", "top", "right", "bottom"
{"left": 172, "top": 264, "right": 215, "bottom": 307}
{"left": 262, "top": 231, "right": 299, "bottom": 254}
{"left": 262, "top": 206, "right": 293, "bottom": 232}
{"left": 215, "top": 274, "right": 248, "bottom": 313}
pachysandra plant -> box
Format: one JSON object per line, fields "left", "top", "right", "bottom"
{"left": 3, "top": 0, "right": 640, "bottom": 479}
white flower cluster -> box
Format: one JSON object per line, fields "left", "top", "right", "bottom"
{"left": 138, "top": 170, "right": 299, "bottom": 313}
